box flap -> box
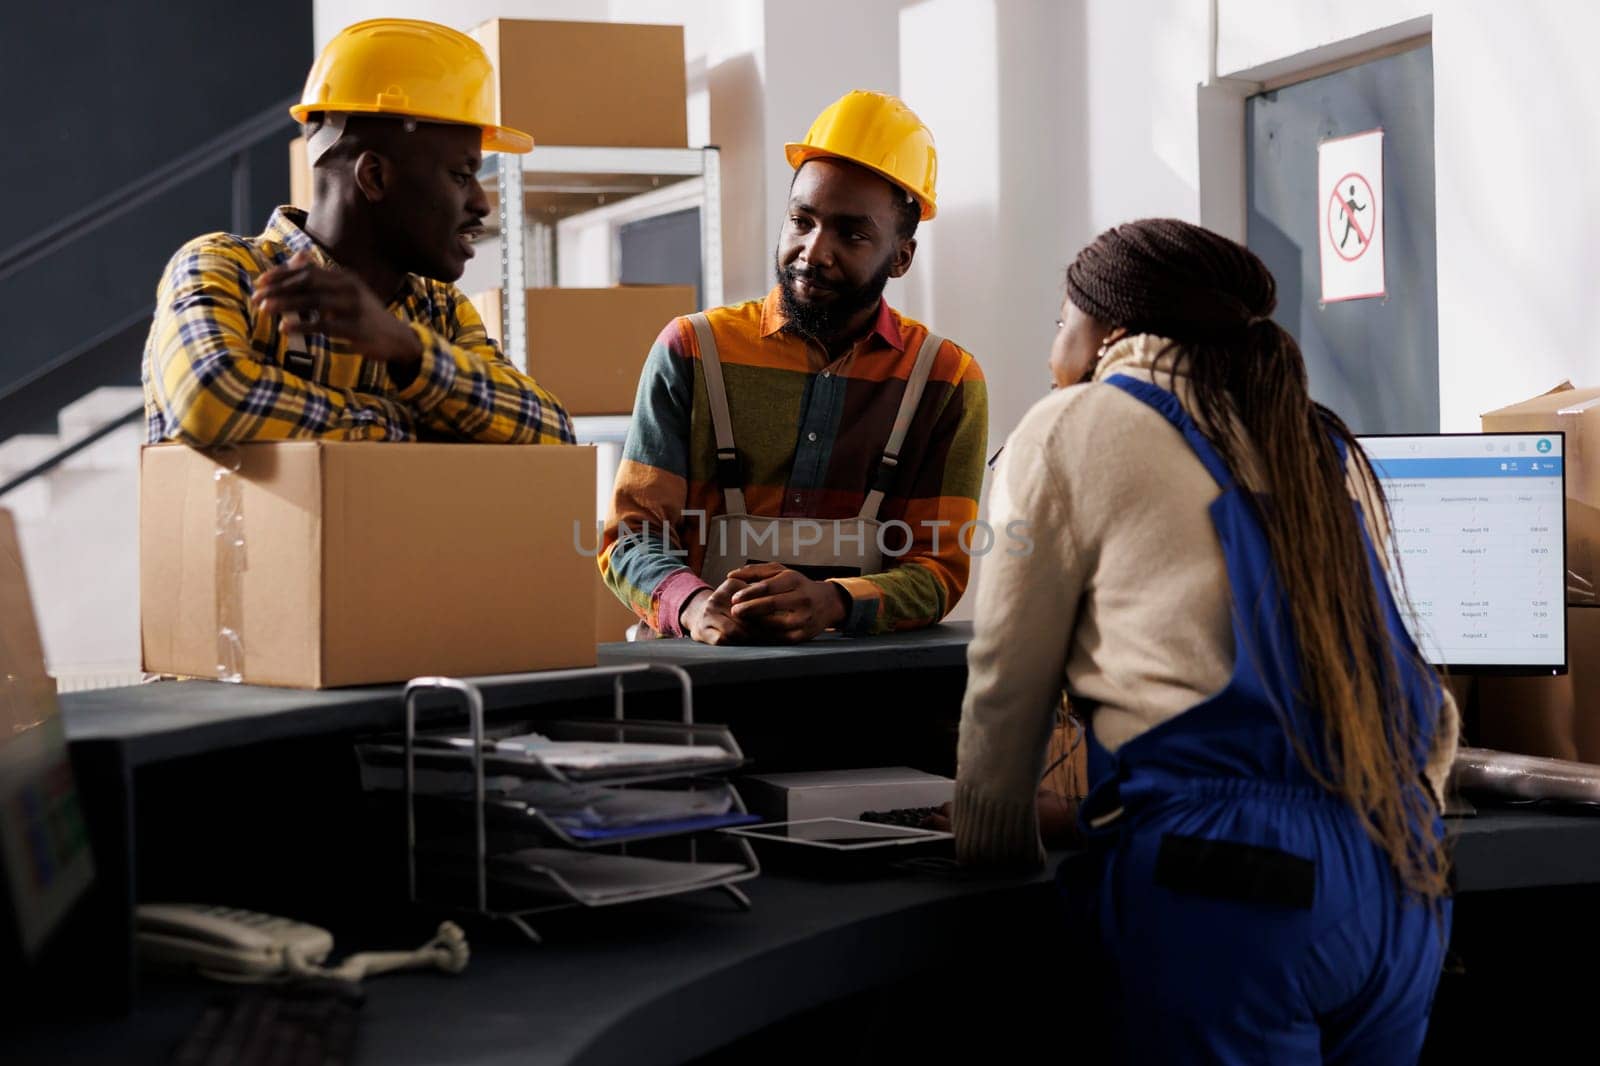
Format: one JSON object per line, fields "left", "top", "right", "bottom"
{"left": 1481, "top": 382, "right": 1598, "bottom": 419}
{"left": 0, "top": 510, "right": 55, "bottom": 724}
{"left": 140, "top": 443, "right": 323, "bottom": 684}
{"left": 231, "top": 444, "right": 323, "bottom": 686}
{"left": 141, "top": 444, "right": 217, "bottom": 676}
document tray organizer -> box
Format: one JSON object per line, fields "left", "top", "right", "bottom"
{"left": 397, "top": 663, "right": 760, "bottom": 943}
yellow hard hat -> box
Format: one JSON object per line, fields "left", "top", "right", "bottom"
{"left": 290, "top": 19, "right": 532, "bottom": 154}
{"left": 784, "top": 90, "right": 938, "bottom": 220}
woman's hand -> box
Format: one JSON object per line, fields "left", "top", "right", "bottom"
{"left": 1037, "top": 790, "right": 1082, "bottom": 847}
{"left": 927, "top": 788, "right": 1082, "bottom": 848}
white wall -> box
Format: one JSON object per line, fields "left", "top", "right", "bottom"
{"left": 1431, "top": 1, "right": 1600, "bottom": 428}
{"left": 899, "top": 0, "right": 1087, "bottom": 460}
{"left": 1083, "top": 0, "right": 1211, "bottom": 228}
{"left": 760, "top": 0, "right": 900, "bottom": 289}
{"left": 1216, "top": 0, "right": 1432, "bottom": 80}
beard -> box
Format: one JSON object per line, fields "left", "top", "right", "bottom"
{"left": 775, "top": 253, "right": 894, "bottom": 344}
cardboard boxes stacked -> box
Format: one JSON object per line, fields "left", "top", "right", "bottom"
{"left": 1477, "top": 384, "right": 1600, "bottom": 761}
{"left": 469, "top": 286, "right": 695, "bottom": 417}
{"left": 463, "top": 17, "right": 696, "bottom": 421}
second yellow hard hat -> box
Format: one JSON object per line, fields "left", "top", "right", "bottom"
{"left": 785, "top": 90, "right": 938, "bottom": 220}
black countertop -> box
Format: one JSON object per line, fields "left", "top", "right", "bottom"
{"left": 60, "top": 624, "right": 974, "bottom": 767}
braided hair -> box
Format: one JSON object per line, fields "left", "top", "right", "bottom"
{"left": 1066, "top": 218, "right": 1448, "bottom": 903}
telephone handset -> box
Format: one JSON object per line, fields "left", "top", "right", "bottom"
{"left": 136, "top": 902, "right": 471, "bottom": 983}
{"left": 136, "top": 903, "right": 335, "bottom": 981}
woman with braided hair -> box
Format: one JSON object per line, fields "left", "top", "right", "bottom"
{"left": 952, "top": 218, "right": 1456, "bottom": 1062}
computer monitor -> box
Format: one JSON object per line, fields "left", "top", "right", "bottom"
{"left": 1357, "top": 432, "right": 1567, "bottom": 675}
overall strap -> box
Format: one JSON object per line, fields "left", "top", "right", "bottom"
{"left": 689, "top": 312, "right": 747, "bottom": 515}
{"left": 859, "top": 330, "right": 946, "bottom": 521}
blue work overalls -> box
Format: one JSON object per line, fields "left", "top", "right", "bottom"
{"left": 1064, "top": 376, "right": 1450, "bottom": 1064}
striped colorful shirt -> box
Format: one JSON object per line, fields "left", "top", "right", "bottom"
{"left": 601, "top": 288, "right": 988, "bottom": 637}
{"left": 142, "top": 206, "right": 574, "bottom": 446}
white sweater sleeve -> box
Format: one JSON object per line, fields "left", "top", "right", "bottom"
{"left": 954, "top": 423, "right": 1084, "bottom": 867}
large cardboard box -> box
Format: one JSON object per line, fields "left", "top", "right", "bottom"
{"left": 1482, "top": 383, "right": 1600, "bottom": 604}
{"left": 472, "top": 19, "right": 687, "bottom": 148}
{"left": 472, "top": 286, "right": 695, "bottom": 416}
{"left": 141, "top": 442, "right": 597, "bottom": 688}
{"left": 1477, "top": 605, "right": 1600, "bottom": 764}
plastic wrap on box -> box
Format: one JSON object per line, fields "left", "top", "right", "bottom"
{"left": 1452, "top": 746, "right": 1600, "bottom": 805}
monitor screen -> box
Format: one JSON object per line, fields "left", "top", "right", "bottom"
{"left": 1357, "top": 432, "right": 1566, "bottom": 674}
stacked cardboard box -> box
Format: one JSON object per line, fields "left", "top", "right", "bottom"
{"left": 472, "top": 19, "right": 687, "bottom": 149}
{"left": 470, "top": 285, "right": 695, "bottom": 416}
{"left": 1476, "top": 384, "right": 1600, "bottom": 761}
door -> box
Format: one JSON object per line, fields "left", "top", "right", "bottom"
{"left": 1246, "top": 44, "right": 1438, "bottom": 433}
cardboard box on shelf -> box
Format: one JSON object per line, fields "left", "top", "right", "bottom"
{"left": 1481, "top": 382, "right": 1600, "bottom": 605}
{"left": 472, "top": 19, "right": 687, "bottom": 148}
{"left": 1476, "top": 605, "right": 1600, "bottom": 765}
{"left": 140, "top": 441, "right": 597, "bottom": 689}
{"left": 471, "top": 285, "right": 695, "bottom": 416}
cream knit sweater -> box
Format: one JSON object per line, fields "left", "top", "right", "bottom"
{"left": 953, "top": 335, "right": 1459, "bottom": 867}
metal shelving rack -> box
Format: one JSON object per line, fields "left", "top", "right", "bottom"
{"left": 481, "top": 145, "right": 723, "bottom": 447}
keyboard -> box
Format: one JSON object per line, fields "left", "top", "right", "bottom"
{"left": 171, "top": 982, "right": 361, "bottom": 1066}
{"left": 859, "top": 806, "right": 943, "bottom": 829}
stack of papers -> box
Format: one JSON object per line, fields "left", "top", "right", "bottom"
{"left": 492, "top": 733, "right": 738, "bottom": 777}
{"left": 491, "top": 848, "right": 748, "bottom": 903}
{"left": 506, "top": 781, "right": 732, "bottom": 829}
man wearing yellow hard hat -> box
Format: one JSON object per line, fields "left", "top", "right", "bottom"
{"left": 142, "top": 19, "right": 573, "bottom": 445}
{"left": 602, "top": 90, "right": 988, "bottom": 644}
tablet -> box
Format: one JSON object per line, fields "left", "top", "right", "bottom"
{"left": 722, "top": 817, "right": 952, "bottom": 851}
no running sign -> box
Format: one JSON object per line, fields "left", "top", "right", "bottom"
{"left": 1318, "top": 128, "right": 1385, "bottom": 303}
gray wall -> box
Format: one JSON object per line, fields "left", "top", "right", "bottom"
{"left": 0, "top": 4, "right": 311, "bottom": 434}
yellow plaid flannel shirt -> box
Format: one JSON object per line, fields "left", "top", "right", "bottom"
{"left": 142, "top": 207, "right": 574, "bottom": 445}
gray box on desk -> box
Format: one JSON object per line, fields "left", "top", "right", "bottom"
{"left": 739, "top": 768, "right": 954, "bottom": 822}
